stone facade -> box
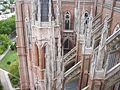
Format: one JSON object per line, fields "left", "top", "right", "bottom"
{"left": 16, "top": 0, "right": 120, "bottom": 90}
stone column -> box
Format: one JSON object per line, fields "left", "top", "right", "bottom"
{"left": 16, "top": 0, "right": 30, "bottom": 89}
{"left": 97, "top": 16, "right": 109, "bottom": 70}
{"left": 24, "top": 1, "right": 35, "bottom": 89}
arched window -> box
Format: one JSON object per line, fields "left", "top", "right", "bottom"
{"left": 83, "top": 11, "right": 89, "bottom": 34}
{"left": 41, "top": 46, "right": 46, "bottom": 69}
{"left": 35, "top": 44, "right": 39, "bottom": 66}
{"left": 65, "top": 12, "right": 70, "bottom": 30}
{"left": 84, "top": 12, "right": 89, "bottom": 25}
{"left": 40, "top": 45, "right": 47, "bottom": 79}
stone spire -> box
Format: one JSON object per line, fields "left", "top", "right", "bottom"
{"left": 89, "top": 15, "right": 109, "bottom": 80}
{"left": 97, "top": 15, "right": 109, "bottom": 70}
{"left": 86, "top": 5, "right": 93, "bottom": 47}
{"left": 77, "top": 0, "right": 81, "bottom": 39}
{"left": 56, "top": 0, "right": 60, "bottom": 25}
{"left": 81, "top": 0, "right": 85, "bottom": 34}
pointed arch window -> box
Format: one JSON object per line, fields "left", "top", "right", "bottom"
{"left": 65, "top": 11, "right": 70, "bottom": 30}
{"left": 84, "top": 12, "right": 89, "bottom": 25}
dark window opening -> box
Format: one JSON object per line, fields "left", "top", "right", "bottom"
{"left": 85, "top": 13, "right": 88, "bottom": 17}
{"left": 66, "top": 13, "right": 69, "bottom": 18}
{"left": 43, "top": 47, "right": 46, "bottom": 69}
{"left": 84, "top": 12, "right": 89, "bottom": 25}
{"left": 55, "top": 38, "right": 58, "bottom": 57}
{"left": 35, "top": 44, "right": 39, "bottom": 66}
{"left": 65, "top": 20, "right": 70, "bottom": 30}
{"left": 94, "top": 39, "right": 100, "bottom": 49}
{"left": 35, "top": 12, "right": 38, "bottom": 21}
{"left": 65, "top": 12, "right": 70, "bottom": 30}
{"left": 64, "top": 39, "right": 69, "bottom": 49}
{"left": 85, "top": 19, "right": 88, "bottom": 24}
{"left": 64, "top": 39, "right": 73, "bottom": 55}
{"left": 41, "top": 0, "right": 49, "bottom": 22}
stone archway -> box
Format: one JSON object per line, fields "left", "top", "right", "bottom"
{"left": 63, "top": 38, "right": 74, "bottom": 55}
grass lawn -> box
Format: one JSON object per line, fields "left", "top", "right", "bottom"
{"left": 0, "top": 50, "right": 20, "bottom": 87}
{"left": 0, "top": 50, "right": 18, "bottom": 71}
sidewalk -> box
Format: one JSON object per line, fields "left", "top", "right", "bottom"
{"left": 0, "top": 68, "right": 15, "bottom": 90}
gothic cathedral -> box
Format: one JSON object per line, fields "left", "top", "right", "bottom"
{"left": 16, "top": 0, "right": 120, "bottom": 90}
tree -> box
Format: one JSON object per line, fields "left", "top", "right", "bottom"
{"left": 10, "top": 42, "right": 16, "bottom": 50}
{"left": 0, "top": 34, "right": 11, "bottom": 54}
{"left": 8, "top": 60, "right": 19, "bottom": 87}
{"left": 0, "top": 16, "right": 15, "bottom": 35}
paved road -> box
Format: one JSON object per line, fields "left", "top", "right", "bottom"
{"left": 0, "top": 68, "right": 15, "bottom": 90}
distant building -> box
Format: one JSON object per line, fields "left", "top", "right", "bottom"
{"left": 0, "top": 0, "right": 15, "bottom": 15}
{"left": 16, "top": 0, "right": 120, "bottom": 90}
